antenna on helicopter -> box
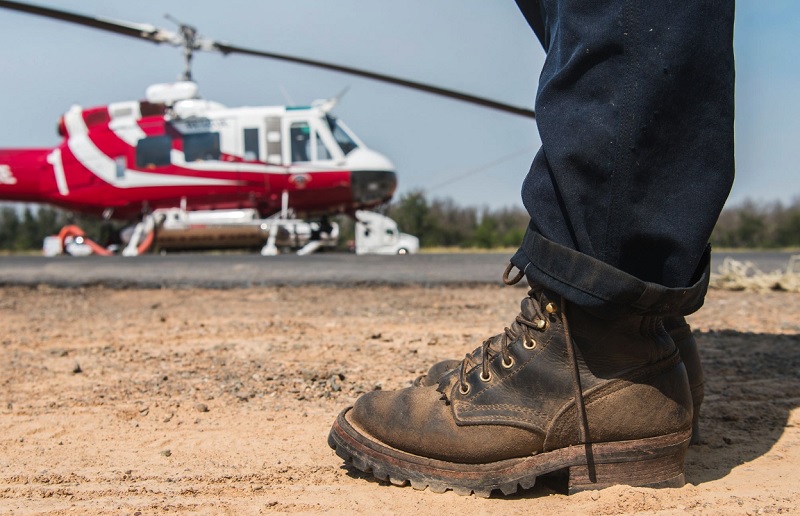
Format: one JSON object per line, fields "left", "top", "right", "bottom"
{"left": 279, "top": 86, "right": 296, "bottom": 106}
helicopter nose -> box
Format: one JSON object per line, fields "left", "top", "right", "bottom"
{"left": 351, "top": 169, "right": 397, "bottom": 206}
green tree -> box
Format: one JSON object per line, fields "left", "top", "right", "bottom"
{"left": 428, "top": 198, "right": 477, "bottom": 247}
{"left": 774, "top": 206, "right": 800, "bottom": 247}
{"left": 0, "top": 207, "right": 20, "bottom": 250}
{"left": 389, "top": 191, "right": 441, "bottom": 247}
{"left": 472, "top": 211, "right": 499, "bottom": 248}
{"left": 17, "top": 207, "right": 39, "bottom": 250}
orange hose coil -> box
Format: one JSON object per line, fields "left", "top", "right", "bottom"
{"left": 57, "top": 224, "right": 153, "bottom": 256}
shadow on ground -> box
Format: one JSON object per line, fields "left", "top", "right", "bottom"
{"left": 685, "top": 330, "right": 800, "bottom": 485}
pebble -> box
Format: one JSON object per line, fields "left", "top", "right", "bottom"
{"left": 195, "top": 403, "right": 209, "bottom": 413}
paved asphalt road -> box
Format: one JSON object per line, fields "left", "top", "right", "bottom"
{"left": 0, "top": 251, "right": 796, "bottom": 288}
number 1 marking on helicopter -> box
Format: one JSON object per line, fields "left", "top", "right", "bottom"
{"left": 46, "top": 149, "right": 69, "bottom": 195}
{"left": 0, "top": 165, "right": 17, "bottom": 185}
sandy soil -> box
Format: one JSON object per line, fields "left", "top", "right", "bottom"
{"left": 1, "top": 284, "right": 799, "bottom": 515}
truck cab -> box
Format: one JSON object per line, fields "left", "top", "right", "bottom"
{"left": 354, "top": 210, "right": 419, "bottom": 255}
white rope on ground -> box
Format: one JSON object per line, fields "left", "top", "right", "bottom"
{"left": 710, "top": 255, "right": 800, "bottom": 292}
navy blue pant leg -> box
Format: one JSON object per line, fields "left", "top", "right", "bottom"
{"left": 511, "top": 0, "right": 735, "bottom": 318}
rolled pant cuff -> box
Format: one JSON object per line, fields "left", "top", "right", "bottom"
{"left": 511, "top": 230, "right": 710, "bottom": 319}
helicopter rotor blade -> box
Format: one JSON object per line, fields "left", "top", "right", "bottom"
{"left": 0, "top": 0, "right": 535, "bottom": 119}
{"left": 212, "top": 42, "right": 535, "bottom": 119}
{"left": 0, "top": 0, "right": 181, "bottom": 45}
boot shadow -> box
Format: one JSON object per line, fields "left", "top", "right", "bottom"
{"left": 684, "top": 330, "right": 800, "bottom": 485}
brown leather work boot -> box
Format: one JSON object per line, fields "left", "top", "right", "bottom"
{"left": 415, "top": 315, "right": 704, "bottom": 444}
{"left": 329, "top": 278, "right": 693, "bottom": 497}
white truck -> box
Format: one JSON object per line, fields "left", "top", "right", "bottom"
{"left": 354, "top": 210, "right": 419, "bottom": 255}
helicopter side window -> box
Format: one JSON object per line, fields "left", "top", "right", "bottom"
{"left": 290, "top": 122, "right": 311, "bottom": 162}
{"left": 136, "top": 135, "right": 172, "bottom": 168}
{"left": 184, "top": 132, "right": 221, "bottom": 162}
{"left": 326, "top": 114, "right": 358, "bottom": 155}
{"left": 243, "top": 128, "right": 260, "bottom": 161}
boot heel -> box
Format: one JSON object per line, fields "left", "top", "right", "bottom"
{"left": 567, "top": 444, "right": 687, "bottom": 494}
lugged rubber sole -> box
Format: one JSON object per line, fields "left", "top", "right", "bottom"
{"left": 328, "top": 407, "right": 690, "bottom": 497}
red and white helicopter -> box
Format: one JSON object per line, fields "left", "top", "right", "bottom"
{"left": 0, "top": 1, "right": 535, "bottom": 256}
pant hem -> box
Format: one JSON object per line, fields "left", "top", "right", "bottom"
{"left": 511, "top": 230, "right": 710, "bottom": 318}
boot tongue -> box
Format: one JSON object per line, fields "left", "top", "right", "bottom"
{"left": 436, "top": 367, "right": 460, "bottom": 396}
{"left": 504, "top": 294, "right": 541, "bottom": 339}
{"left": 519, "top": 294, "right": 542, "bottom": 323}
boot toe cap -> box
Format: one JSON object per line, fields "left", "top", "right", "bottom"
{"left": 348, "top": 385, "right": 543, "bottom": 464}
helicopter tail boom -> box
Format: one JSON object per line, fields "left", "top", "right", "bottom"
{"left": 0, "top": 147, "right": 58, "bottom": 204}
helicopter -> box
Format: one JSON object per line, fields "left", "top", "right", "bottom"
{"left": 0, "top": 1, "right": 535, "bottom": 256}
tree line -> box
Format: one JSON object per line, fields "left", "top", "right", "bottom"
{"left": 2, "top": 195, "right": 800, "bottom": 251}
{"left": 386, "top": 191, "right": 527, "bottom": 249}
{"left": 709, "top": 198, "right": 800, "bottom": 249}
{"left": 387, "top": 192, "right": 800, "bottom": 250}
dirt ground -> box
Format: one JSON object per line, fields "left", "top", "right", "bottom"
{"left": 1, "top": 284, "right": 799, "bottom": 515}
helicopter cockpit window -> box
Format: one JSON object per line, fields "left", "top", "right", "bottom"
{"left": 326, "top": 115, "right": 358, "bottom": 155}
{"left": 316, "top": 134, "right": 332, "bottom": 160}
{"left": 136, "top": 135, "right": 172, "bottom": 168}
{"left": 184, "top": 132, "right": 221, "bottom": 162}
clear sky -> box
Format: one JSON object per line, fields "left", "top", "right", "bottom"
{"left": 0, "top": 0, "right": 797, "bottom": 211}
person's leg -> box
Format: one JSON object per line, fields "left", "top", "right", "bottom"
{"left": 413, "top": 0, "right": 725, "bottom": 443}
{"left": 329, "top": 0, "right": 734, "bottom": 495}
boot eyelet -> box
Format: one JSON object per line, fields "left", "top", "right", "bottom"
{"left": 545, "top": 302, "right": 558, "bottom": 314}
{"left": 523, "top": 338, "right": 537, "bottom": 350}
{"left": 479, "top": 371, "right": 492, "bottom": 382}
{"left": 535, "top": 319, "right": 548, "bottom": 330}
{"left": 501, "top": 356, "right": 514, "bottom": 369}
{"left": 459, "top": 383, "right": 471, "bottom": 395}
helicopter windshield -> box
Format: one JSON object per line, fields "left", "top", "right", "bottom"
{"left": 326, "top": 115, "right": 359, "bottom": 155}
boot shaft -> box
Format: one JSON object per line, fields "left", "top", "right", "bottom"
{"left": 566, "top": 301, "right": 677, "bottom": 384}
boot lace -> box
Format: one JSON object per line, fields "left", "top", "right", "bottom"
{"left": 457, "top": 264, "right": 553, "bottom": 395}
